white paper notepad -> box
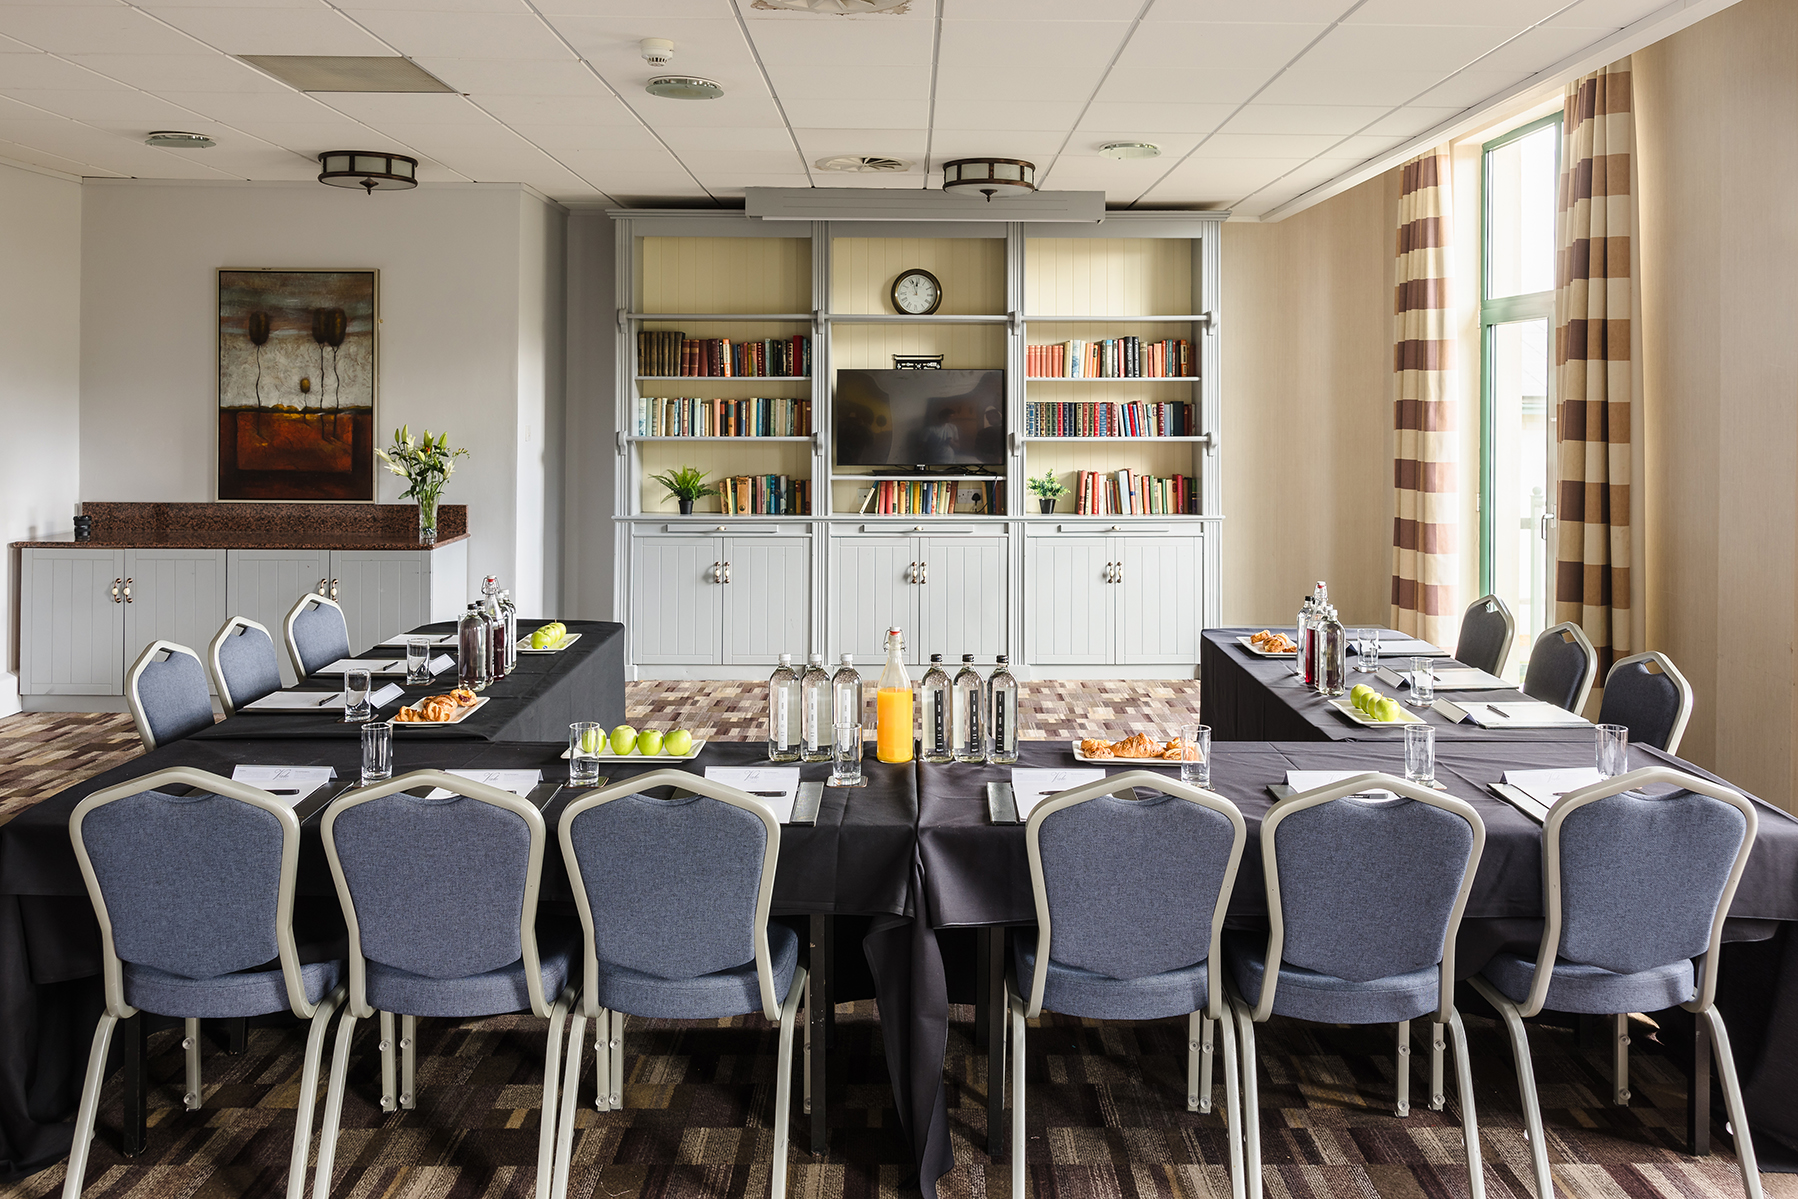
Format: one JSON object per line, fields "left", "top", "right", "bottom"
{"left": 232, "top": 765, "right": 337, "bottom": 804}
{"left": 705, "top": 766, "right": 802, "bottom": 824}
{"left": 426, "top": 769, "right": 543, "bottom": 799}
{"left": 1377, "top": 666, "right": 1511, "bottom": 691}
{"left": 1466, "top": 701, "right": 1590, "bottom": 728}
{"left": 243, "top": 691, "right": 340, "bottom": 712}
{"left": 379, "top": 633, "right": 457, "bottom": 647}
{"left": 1501, "top": 768, "right": 1603, "bottom": 810}
{"left": 1010, "top": 768, "right": 1107, "bottom": 819}
{"left": 1283, "top": 771, "right": 1398, "bottom": 800}
{"left": 319, "top": 658, "right": 405, "bottom": 675}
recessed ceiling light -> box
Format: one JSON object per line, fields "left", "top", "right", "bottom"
{"left": 1099, "top": 141, "right": 1161, "bottom": 159}
{"left": 816, "top": 155, "right": 910, "bottom": 173}
{"left": 646, "top": 76, "right": 724, "bottom": 100}
{"left": 238, "top": 55, "right": 454, "bottom": 93}
{"left": 144, "top": 131, "right": 214, "bottom": 149}
{"left": 754, "top": 0, "right": 911, "bottom": 12}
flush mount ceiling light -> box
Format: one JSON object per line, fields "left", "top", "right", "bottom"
{"left": 1099, "top": 141, "right": 1161, "bottom": 159}
{"left": 941, "top": 157, "right": 1036, "bottom": 201}
{"left": 753, "top": 0, "right": 911, "bottom": 12}
{"left": 317, "top": 150, "right": 418, "bottom": 194}
{"left": 639, "top": 38, "right": 723, "bottom": 100}
{"left": 816, "top": 154, "right": 910, "bottom": 173}
{"left": 239, "top": 55, "right": 453, "bottom": 93}
{"left": 144, "top": 130, "right": 215, "bottom": 149}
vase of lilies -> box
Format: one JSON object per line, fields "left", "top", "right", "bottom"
{"left": 375, "top": 425, "right": 468, "bottom": 544}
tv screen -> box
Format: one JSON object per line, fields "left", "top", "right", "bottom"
{"left": 834, "top": 368, "right": 1006, "bottom": 468}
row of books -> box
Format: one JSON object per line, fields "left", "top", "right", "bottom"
{"left": 718, "top": 475, "right": 811, "bottom": 515}
{"left": 1071, "top": 470, "right": 1198, "bottom": 516}
{"left": 1027, "top": 338, "right": 1194, "bottom": 379}
{"left": 635, "top": 397, "right": 811, "bottom": 438}
{"left": 1024, "top": 401, "right": 1195, "bottom": 438}
{"left": 638, "top": 331, "right": 812, "bottom": 378}
{"left": 856, "top": 480, "right": 995, "bottom": 516}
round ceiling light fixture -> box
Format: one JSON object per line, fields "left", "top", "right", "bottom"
{"left": 317, "top": 150, "right": 418, "bottom": 194}
{"left": 144, "top": 130, "right": 215, "bottom": 149}
{"left": 816, "top": 154, "right": 911, "bottom": 173}
{"left": 645, "top": 75, "right": 724, "bottom": 99}
{"left": 754, "top": 0, "right": 912, "bottom": 12}
{"left": 1098, "top": 140, "right": 1161, "bottom": 159}
{"left": 941, "top": 157, "right": 1036, "bottom": 201}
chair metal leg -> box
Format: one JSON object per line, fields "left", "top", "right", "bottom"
{"left": 1447, "top": 1008, "right": 1486, "bottom": 1199}
{"left": 1229, "top": 994, "right": 1262, "bottom": 1199}
{"left": 1395, "top": 1020, "right": 1410, "bottom": 1117}
{"left": 607, "top": 1010, "right": 624, "bottom": 1110}
{"left": 120, "top": 1013, "right": 146, "bottom": 1156}
{"left": 400, "top": 1015, "right": 417, "bottom": 1110}
{"left": 551, "top": 1011, "right": 588, "bottom": 1199}
{"left": 1469, "top": 978, "right": 1551, "bottom": 1199}
{"left": 60, "top": 1012, "right": 119, "bottom": 1199}
{"left": 183, "top": 1018, "right": 203, "bottom": 1111}
{"left": 1430, "top": 1019, "right": 1446, "bottom": 1111}
{"left": 771, "top": 965, "right": 806, "bottom": 1199}
{"left": 1689, "top": 1007, "right": 1712, "bottom": 1155}
{"left": 1215, "top": 1006, "right": 1246, "bottom": 1199}
{"left": 593, "top": 1009, "right": 610, "bottom": 1111}
{"left": 808, "top": 913, "right": 829, "bottom": 1156}
{"left": 286, "top": 986, "right": 345, "bottom": 1199}
{"left": 1613, "top": 1013, "right": 1630, "bottom": 1106}
{"left": 534, "top": 987, "right": 574, "bottom": 1199}
{"left": 1701, "top": 1006, "right": 1765, "bottom": 1199}
{"left": 1008, "top": 986, "right": 1027, "bottom": 1199}
{"left": 985, "top": 929, "right": 1007, "bottom": 1160}
{"left": 378, "top": 1011, "right": 396, "bottom": 1113}
{"left": 802, "top": 972, "right": 811, "bottom": 1118}
{"left": 1189, "top": 1011, "right": 1211, "bottom": 1113}
{"left": 311, "top": 1012, "right": 360, "bottom": 1199}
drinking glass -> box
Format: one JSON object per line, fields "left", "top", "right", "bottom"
{"left": 1355, "top": 629, "right": 1380, "bottom": 671}
{"left": 360, "top": 720, "right": 393, "bottom": 784}
{"left": 569, "top": 721, "right": 604, "bottom": 787}
{"left": 1409, "top": 657, "right": 1435, "bottom": 707}
{"left": 1179, "top": 724, "right": 1211, "bottom": 788}
{"left": 343, "top": 668, "right": 373, "bottom": 722}
{"left": 1404, "top": 723, "right": 1436, "bottom": 785}
{"left": 831, "top": 722, "right": 864, "bottom": 787}
{"left": 1596, "top": 723, "right": 1629, "bottom": 779}
{"left": 405, "top": 637, "right": 432, "bottom": 685}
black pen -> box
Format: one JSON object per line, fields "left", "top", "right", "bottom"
{"left": 1487, "top": 704, "right": 1511, "bottom": 718}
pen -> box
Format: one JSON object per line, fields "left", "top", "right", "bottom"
{"left": 1488, "top": 705, "right": 1511, "bottom": 718}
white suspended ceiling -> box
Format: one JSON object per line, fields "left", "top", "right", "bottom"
{"left": 0, "top": 0, "right": 1740, "bottom": 220}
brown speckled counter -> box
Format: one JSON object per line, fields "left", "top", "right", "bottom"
{"left": 11, "top": 502, "right": 468, "bottom": 550}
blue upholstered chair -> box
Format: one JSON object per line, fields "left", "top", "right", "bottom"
{"left": 1005, "top": 771, "right": 1249, "bottom": 1199}
{"left": 124, "top": 640, "right": 215, "bottom": 752}
{"left": 1469, "top": 767, "right": 1762, "bottom": 1199}
{"left": 1597, "top": 651, "right": 1694, "bottom": 754}
{"left": 65, "top": 767, "right": 346, "bottom": 1199}
{"left": 1226, "top": 774, "right": 1487, "bottom": 1199}
{"left": 316, "top": 771, "right": 578, "bottom": 1199}
{"left": 1522, "top": 621, "right": 1599, "bottom": 714}
{"left": 283, "top": 593, "right": 351, "bottom": 681}
{"left": 1456, "top": 593, "right": 1516, "bottom": 677}
{"left": 552, "top": 769, "right": 808, "bottom": 1199}
{"left": 207, "top": 616, "right": 283, "bottom": 716}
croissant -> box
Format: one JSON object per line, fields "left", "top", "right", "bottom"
{"left": 1079, "top": 738, "right": 1115, "bottom": 758}
{"left": 393, "top": 707, "right": 421, "bottom": 723}
{"left": 448, "top": 687, "right": 478, "bottom": 707}
{"left": 1110, "top": 733, "right": 1160, "bottom": 759}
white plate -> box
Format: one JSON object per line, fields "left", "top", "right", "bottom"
{"left": 392, "top": 695, "right": 490, "bottom": 727}
{"left": 1236, "top": 635, "right": 1296, "bottom": 658}
{"left": 1068, "top": 739, "right": 1185, "bottom": 764}
{"left": 559, "top": 737, "right": 706, "bottom": 761}
{"left": 518, "top": 631, "right": 582, "bottom": 654}
{"left": 1327, "top": 697, "right": 1424, "bottom": 727}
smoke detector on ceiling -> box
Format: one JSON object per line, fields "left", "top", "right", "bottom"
{"left": 816, "top": 155, "right": 910, "bottom": 173}
{"left": 639, "top": 38, "right": 675, "bottom": 68}
{"left": 144, "top": 131, "right": 215, "bottom": 149}
{"left": 640, "top": 39, "right": 723, "bottom": 99}
{"left": 754, "top": 0, "right": 911, "bottom": 12}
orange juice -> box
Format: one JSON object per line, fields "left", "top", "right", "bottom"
{"left": 876, "top": 686, "right": 914, "bottom": 763}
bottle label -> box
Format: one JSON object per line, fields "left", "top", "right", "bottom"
{"left": 994, "top": 695, "right": 1007, "bottom": 749}
{"left": 932, "top": 692, "right": 945, "bottom": 751}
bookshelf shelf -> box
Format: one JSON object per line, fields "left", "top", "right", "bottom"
{"left": 1024, "top": 314, "right": 1212, "bottom": 323}
{"left": 629, "top": 436, "right": 812, "bottom": 443}
{"left": 1024, "top": 436, "right": 1210, "bottom": 443}
{"left": 636, "top": 376, "right": 810, "bottom": 382}
{"left": 1024, "top": 376, "right": 1196, "bottom": 383}
{"left": 630, "top": 312, "right": 813, "bottom": 322}
{"left": 824, "top": 313, "right": 1010, "bottom": 325}
{"left": 829, "top": 473, "right": 1002, "bottom": 482}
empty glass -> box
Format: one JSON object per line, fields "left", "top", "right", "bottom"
{"left": 831, "top": 721, "right": 864, "bottom": 787}
{"left": 405, "top": 637, "right": 432, "bottom": 684}
{"left": 1409, "top": 657, "right": 1435, "bottom": 707}
{"left": 1179, "top": 724, "right": 1211, "bottom": 788}
{"left": 1355, "top": 629, "right": 1380, "bottom": 671}
{"left": 343, "top": 668, "right": 373, "bottom": 722}
{"left": 1596, "top": 723, "right": 1629, "bottom": 779}
{"left": 1404, "top": 723, "right": 1436, "bottom": 785}
{"left": 360, "top": 720, "right": 393, "bottom": 784}
{"left": 569, "top": 721, "right": 604, "bottom": 787}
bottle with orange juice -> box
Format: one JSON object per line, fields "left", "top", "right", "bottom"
{"left": 875, "top": 627, "right": 914, "bottom": 764}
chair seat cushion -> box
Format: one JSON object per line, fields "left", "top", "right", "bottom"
{"left": 1013, "top": 932, "right": 1209, "bottom": 1021}
{"left": 366, "top": 932, "right": 576, "bottom": 1018}
{"left": 124, "top": 958, "right": 340, "bottom": 1020}
{"left": 593, "top": 921, "right": 798, "bottom": 1020}
{"left": 1480, "top": 952, "right": 1696, "bottom": 1015}
{"left": 1226, "top": 934, "right": 1439, "bottom": 1025}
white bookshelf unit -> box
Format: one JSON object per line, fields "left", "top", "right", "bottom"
{"left": 610, "top": 212, "right": 1224, "bottom": 679}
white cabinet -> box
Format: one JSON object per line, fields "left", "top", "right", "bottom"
{"left": 19, "top": 549, "right": 126, "bottom": 696}
{"left": 1025, "top": 537, "right": 1112, "bottom": 665}
{"left": 332, "top": 551, "right": 424, "bottom": 654}
{"left": 1025, "top": 530, "right": 1205, "bottom": 667}
{"left": 724, "top": 537, "right": 810, "bottom": 665}
{"left": 226, "top": 551, "right": 331, "bottom": 686}
{"left": 1117, "top": 537, "right": 1202, "bottom": 664}
{"left": 632, "top": 537, "right": 722, "bottom": 664}
{"left": 631, "top": 532, "right": 811, "bottom": 666}
{"left": 122, "top": 550, "right": 228, "bottom": 680}
{"left": 829, "top": 536, "right": 914, "bottom": 664}
{"left": 829, "top": 533, "right": 1008, "bottom": 666}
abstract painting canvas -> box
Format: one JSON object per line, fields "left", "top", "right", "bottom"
{"left": 218, "top": 269, "right": 377, "bottom": 500}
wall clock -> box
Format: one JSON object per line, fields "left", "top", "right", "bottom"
{"left": 891, "top": 268, "right": 942, "bottom": 315}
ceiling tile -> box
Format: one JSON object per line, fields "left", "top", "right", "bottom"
{"left": 313, "top": 91, "right": 490, "bottom": 125}
{"left": 1413, "top": 67, "right": 1536, "bottom": 108}
{"left": 1220, "top": 103, "right": 1391, "bottom": 135}
{"left": 0, "top": 6, "right": 206, "bottom": 56}
{"left": 656, "top": 123, "right": 797, "bottom": 153}
{"left": 781, "top": 97, "right": 927, "bottom": 130}
{"left": 1077, "top": 100, "right": 1234, "bottom": 133}
{"left": 742, "top": 12, "right": 935, "bottom": 68}
{"left": 154, "top": 88, "right": 339, "bottom": 122}
{"left": 763, "top": 63, "right": 927, "bottom": 102}
{"left": 144, "top": 8, "right": 391, "bottom": 56}
{"left": 0, "top": 138, "right": 118, "bottom": 175}
{"left": 475, "top": 92, "right": 639, "bottom": 128}
{"left": 0, "top": 52, "right": 132, "bottom": 90}
{"left": 1114, "top": 21, "right": 1328, "bottom": 71}
{"left": 629, "top": 92, "right": 786, "bottom": 129}
{"left": 1296, "top": 23, "right": 1524, "bottom": 73}
{"left": 1362, "top": 104, "right": 1465, "bottom": 136}
{"left": 927, "top": 130, "right": 1069, "bottom": 161}
{"left": 410, "top": 57, "right": 607, "bottom": 97}
{"left": 506, "top": 123, "right": 664, "bottom": 153}
{"left": 227, "top": 119, "right": 398, "bottom": 151}
{"left": 348, "top": 11, "right": 573, "bottom": 59}
{"left": 1092, "top": 67, "right": 1272, "bottom": 106}
{"left": 1255, "top": 67, "right": 1452, "bottom": 107}
{"left": 71, "top": 52, "right": 285, "bottom": 92}
{"left": 792, "top": 127, "right": 928, "bottom": 161}
{"left": 1325, "top": 132, "right": 1409, "bottom": 160}
{"left": 0, "top": 88, "right": 212, "bottom": 127}
{"left": 1039, "top": 156, "right": 1187, "bottom": 192}
{"left": 333, "top": 0, "right": 529, "bottom": 11}
{"left": 1547, "top": 0, "right": 1672, "bottom": 29}
{"left": 1189, "top": 131, "right": 1349, "bottom": 159}
{"left": 1473, "top": 23, "right": 1618, "bottom": 73}
{"left": 686, "top": 170, "right": 811, "bottom": 192}
{"left": 935, "top": 19, "right": 1128, "bottom": 102}
{"left": 1345, "top": 0, "right": 1568, "bottom": 23}
{"left": 1144, "top": 0, "right": 1358, "bottom": 22}
{"left": 1056, "top": 129, "right": 1206, "bottom": 159}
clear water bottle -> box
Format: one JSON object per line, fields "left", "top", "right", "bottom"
{"left": 800, "top": 654, "right": 832, "bottom": 762}
{"left": 1302, "top": 580, "right": 1330, "bottom": 692}
{"left": 457, "top": 602, "right": 490, "bottom": 692}
{"left": 1295, "top": 594, "right": 1315, "bottom": 680}
{"left": 1318, "top": 605, "right": 1348, "bottom": 697}
{"left": 831, "top": 653, "right": 863, "bottom": 734}
{"left": 952, "top": 654, "right": 985, "bottom": 764}
{"left": 920, "top": 654, "right": 953, "bottom": 763}
{"left": 988, "top": 655, "right": 1019, "bottom": 764}
{"left": 768, "top": 654, "right": 801, "bottom": 762}
{"left": 497, "top": 589, "right": 518, "bottom": 672}
{"left": 479, "top": 576, "right": 507, "bottom": 680}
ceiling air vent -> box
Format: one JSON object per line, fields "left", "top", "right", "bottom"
{"left": 238, "top": 56, "right": 455, "bottom": 93}
{"left": 753, "top": 0, "right": 911, "bottom": 13}
{"left": 815, "top": 155, "right": 911, "bottom": 173}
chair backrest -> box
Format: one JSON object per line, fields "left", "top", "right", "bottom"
{"left": 323, "top": 771, "right": 548, "bottom": 1018}
{"left": 1598, "top": 651, "right": 1694, "bottom": 754}
{"left": 1254, "top": 773, "right": 1485, "bottom": 1024}
{"left": 1023, "top": 770, "right": 1246, "bottom": 1020}
{"left": 1522, "top": 621, "right": 1598, "bottom": 713}
{"left": 125, "top": 640, "right": 214, "bottom": 752}
{"left": 559, "top": 768, "right": 783, "bottom": 1021}
{"left": 283, "top": 593, "right": 350, "bottom": 680}
{"left": 1455, "top": 593, "right": 1515, "bottom": 676}
{"left": 68, "top": 766, "right": 319, "bottom": 1019}
{"left": 207, "top": 616, "right": 282, "bottom": 717}
{"left": 1517, "top": 766, "right": 1757, "bottom": 1018}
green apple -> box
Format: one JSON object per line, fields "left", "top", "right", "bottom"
{"left": 637, "top": 729, "right": 665, "bottom": 756}
{"left": 1374, "top": 697, "right": 1402, "bottom": 723}
{"left": 664, "top": 728, "right": 694, "bottom": 757}
{"left": 1349, "top": 684, "right": 1374, "bottom": 712}
{"left": 609, "top": 724, "right": 638, "bottom": 754}
{"left": 580, "top": 726, "right": 601, "bottom": 753}
{"left": 531, "top": 627, "right": 552, "bottom": 649}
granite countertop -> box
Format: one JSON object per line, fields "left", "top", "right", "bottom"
{"left": 11, "top": 531, "right": 468, "bottom": 550}
{"left": 10, "top": 501, "right": 469, "bottom": 551}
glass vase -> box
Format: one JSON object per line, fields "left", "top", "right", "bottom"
{"left": 417, "top": 492, "right": 439, "bottom": 544}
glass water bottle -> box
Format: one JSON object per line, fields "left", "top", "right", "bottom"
{"left": 919, "top": 655, "right": 953, "bottom": 763}
{"left": 987, "top": 655, "right": 1019, "bottom": 764}
{"left": 1295, "top": 595, "right": 1315, "bottom": 681}
{"left": 497, "top": 589, "right": 518, "bottom": 671}
{"left": 1318, "top": 605, "right": 1348, "bottom": 698}
{"left": 800, "top": 654, "right": 832, "bottom": 762}
{"left": 479, "top": 576, "right": 507, "bottom": 680}
{"left": 875, "top": 628, "right": 913, "bottom": 764}
{"left": 831, "top": 653, "right": 862, "bottom": 748}
{"left": 457, "top": 603, "right": 490, "bottom": 692}
{"left": 1302, "top": 580, "right": 1330, "bottom": 692}
{"left": 952, "top": 654, "right": 985, "bottom": 764}
{"left": 767, "top": 654, "right": 801, "bottom": 762}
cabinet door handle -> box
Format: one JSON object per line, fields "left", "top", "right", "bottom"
{"left": 122, "top": 578, "right": 133, "bottom": 603}
{"left": 711, "top": 561, "right": 722, "bottom": 584}
{"left": 722, "top": 561, "right": 731, "bottom": 584}
{"left": 1103, "top": 562, "right": 1113, "bottom": 583}
{"left": 1114, "top": 562, "right": 1123, "bottom": 584}
{"left": 906, "top": 561, "right": 917, "bottom": 584}
{"left": 918, "top": 561, "right": 927, "bottom": 585}
{"left": 317, "top": 578, "right": 328, "bottom": 596}
{"left": 329, "top": 578, "right": 339, "bottom": 601}
{"left": 111, "top": 577, "right": 122, "bottom": 604}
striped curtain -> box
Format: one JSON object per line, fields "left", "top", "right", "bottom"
{"left": 1391, "top": 149, "right": 1460, "bottom": 647}
{"left": 1554, "top": 64, "right": 1634, "bottom": 675}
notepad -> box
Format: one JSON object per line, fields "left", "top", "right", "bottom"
{"left": 1010, "top": 768, "right": 1106, "bottom": 819}
{"left": 426, "top": 769, "right": 543, "bottom": 799}
{"left": 1376, "top": 637, "right": 1449, "bottom": 657}
{"left": 379, "top": 633, "right": 457, "bottom": 647}
{"left": 319, "top": 658, "right": 405, "bottom": 675}
{"left": 427, "top": 654, "right": 454, "bottom": 676}
{"left": 1377, "top": 665, "right": 1511, "bottom": 691}
{"left": 1283, "top": 770, "right": 1398, "bottom": 800}
{"left": 232, "top": 765, "right": 337, "bottom": 804}
{"left": 705, "top": 766, "right": 802, "bottom": 823}
{"left": 243, "top": 690, "right": 340, "bottom": 711}
{"left": 369, "top": 683, "right": 405, "bottom": 709}
{"left": 1502, "top": 768, "right": 1602, "bottom": 810}
{"left": 1448, "top": 700, "right": 1590, "bottom": 729}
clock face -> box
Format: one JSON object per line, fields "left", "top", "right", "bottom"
{"left": 892, "top": 269, "right": 941, "bottom": 315}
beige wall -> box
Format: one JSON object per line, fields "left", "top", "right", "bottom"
{"left": 1635, "top": 0, "right": 1798, "bottom": 810}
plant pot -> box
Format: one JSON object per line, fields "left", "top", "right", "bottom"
{"left": 678, "top": 499, "right": 695, "bottom": 515}
{"left": 1038, "top": 498, "right": 1056, "bottom": 514}
{"left": 417, "top": 494, "right": 439, "bottom": 545}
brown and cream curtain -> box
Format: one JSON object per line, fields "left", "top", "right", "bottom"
{"left": 1554, "top": 63, "right": 1635, "bottom": 676}
{"left": 1392, "top": 149, "right": 1459, "bottom": 646}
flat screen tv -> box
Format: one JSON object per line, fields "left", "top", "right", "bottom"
{"left": 834, "top": 368, "right": 1006, "bottom": 468}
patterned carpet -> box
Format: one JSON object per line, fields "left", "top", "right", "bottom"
{"left": 1, "top": 686, "right": 1784, "bottom": 1199}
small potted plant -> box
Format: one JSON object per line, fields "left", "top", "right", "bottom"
{"left": 1027, "top": 471, "right": 1067, "bottom": 515}
{"left": 375, "top": 425, "right": 467, "bottom": 544}
{"left": 650, "top": 466, "right": 717, "bottom": 515}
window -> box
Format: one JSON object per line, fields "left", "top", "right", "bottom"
{"left": 1481, "top": 114, "right": 1559, "bottom": 680}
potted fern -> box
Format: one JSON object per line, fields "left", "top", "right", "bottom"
{"left": 650, "top": 466, "right": 717, "bottom": 515}
{"left": 1027, "top": 471, "right": 1067, "bottom": 515}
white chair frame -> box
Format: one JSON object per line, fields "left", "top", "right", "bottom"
{"left": 124, "top": 639, "right": 209, "bottom": 753}
{"left": 282, "top": 593, "right": 350, "bottom": 682}
{"left": 551, "top": 769, "right": 808, "bottom": 1199}
{"left": 1226, "top": 773, "right": 1488, "bottom": 1199}
{"left": 1007, "top": 770, "right": 1249, "bottom": 1199}
{"left": 1467, "top": 766, "right": 1761, "bottom": 1199}
{"left": 1602, "top": 651, "right": 1695, "bottom": 755}
{"left": 1458, "top": 593, "right": 1517, "bottom": 676}
{"left": 1529, "top": 621, "right": 1599, "bottom": 714}
{"left": 206, "top": 616, "right": 278, "bottom": 717}
{"left": 66, "top": 767, "right": 345, "bottom": 1199}
{"left": 316, "top": 771, "right": 575, "bottom": 1199}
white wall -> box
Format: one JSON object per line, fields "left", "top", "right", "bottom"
{"left": 563, "top": 210, "right": 616, "bottom": 620}
{"left": 0, "top": 162, "right": 82, "bottom": 716}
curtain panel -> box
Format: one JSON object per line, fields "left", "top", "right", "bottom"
{"left": 1391, "top": 149, "right": 1460, "bottom": 646}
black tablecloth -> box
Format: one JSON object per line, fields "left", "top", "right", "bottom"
{"left": 1201, "top": 626, "right": 1593, "bottom": 742}
{"left": 192, "top": 620, "right": 627, "bottom": 742}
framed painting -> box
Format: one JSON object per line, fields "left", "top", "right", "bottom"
{"left": 218, "top": 268, "right": 377, "bottom": 501}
